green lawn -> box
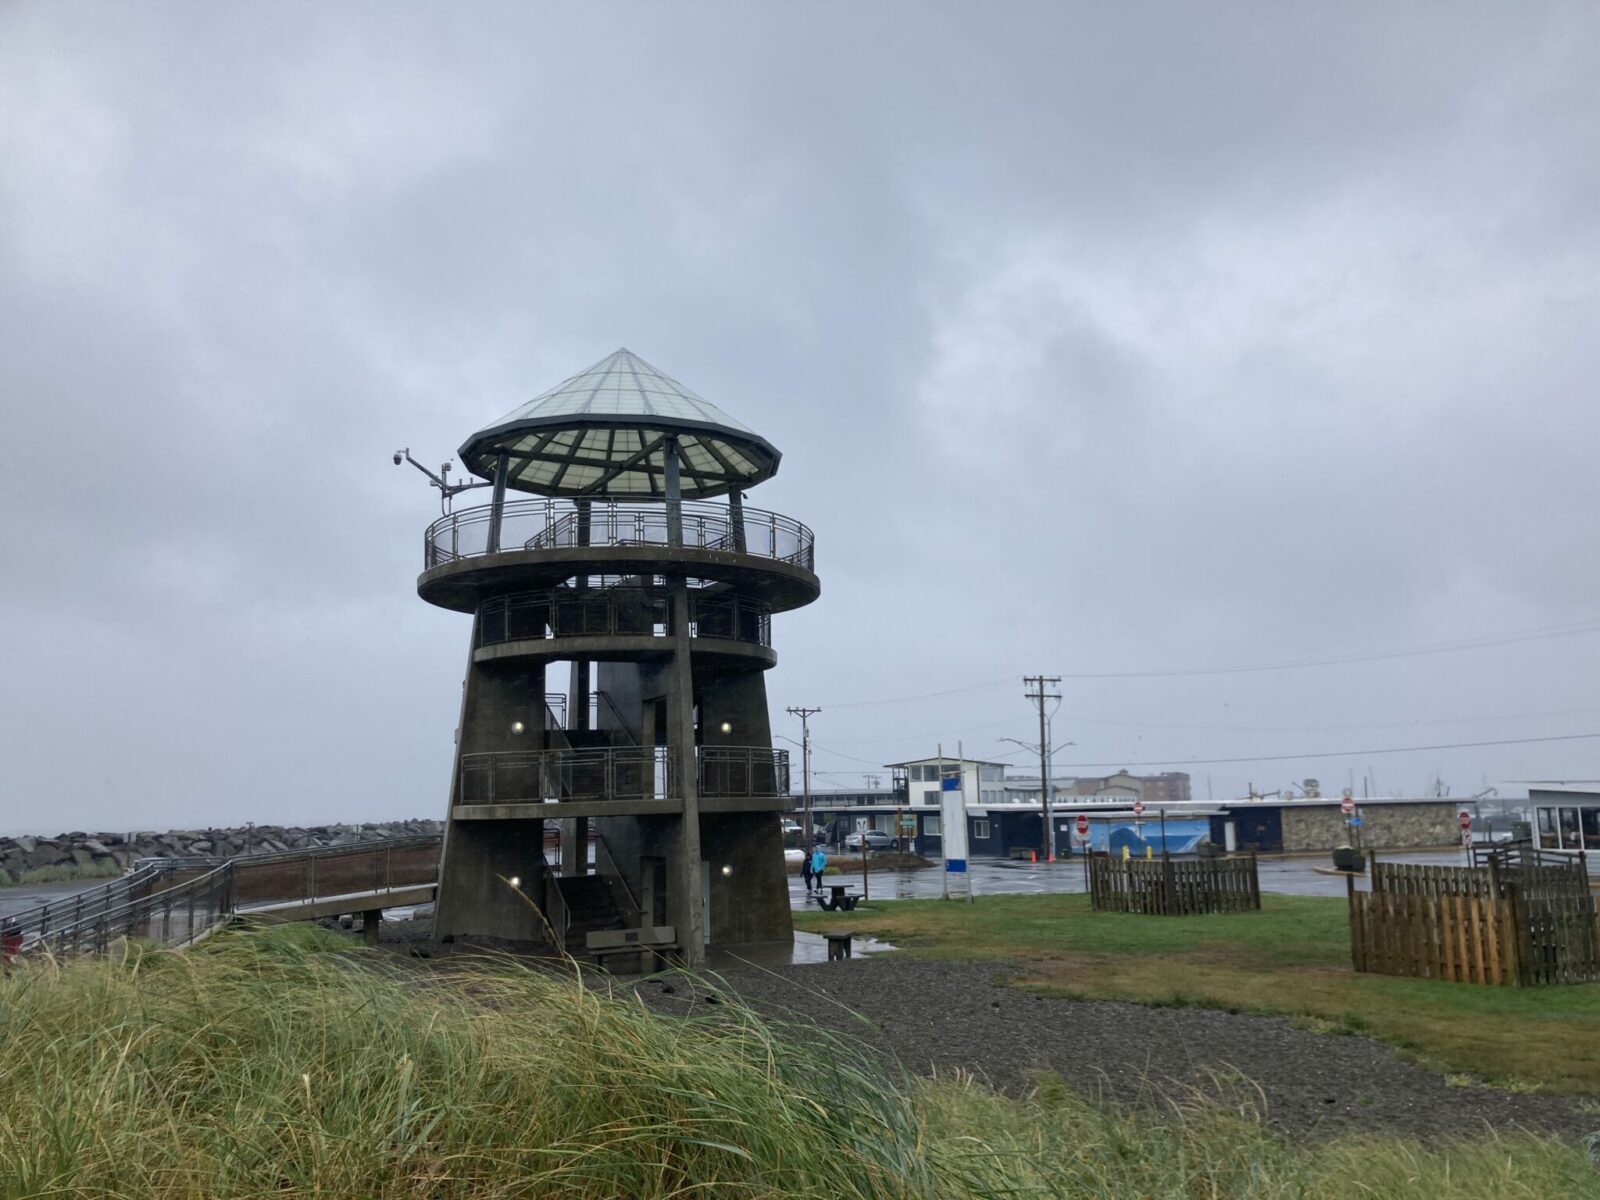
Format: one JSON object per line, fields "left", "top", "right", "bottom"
{"left": 796, "top": 893, "right": 1600, "bottom": 1093}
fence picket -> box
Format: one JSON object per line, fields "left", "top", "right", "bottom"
{"left": 1350, "top": 854, "right": 1598, "bottom": 987}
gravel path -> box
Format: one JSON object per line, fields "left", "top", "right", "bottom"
{"left": 625, "top": 957, "right": 1598, "bottom": 1140}
{"left": 374, "top": 918, "right": 1596, "bottom": 1139}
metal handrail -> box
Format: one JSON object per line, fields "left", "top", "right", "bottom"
{"left": 33, "top": 862, "right": 236, "bottom": 957}
{"left": 424, "top": 498, "right": 815, "bottom": 572}
{"left": 132, "top": 833, "right": 443, "bottom": 872}
{"left": 477, "top": 588, "right": 772, "bottom": 649}
{"left": 3, "top": 862, "right": 174, "bottom": 948}
{"left": 458, "top": 746, "right": 790, "bottom": 805}
{"left": 460, "top": 747, "right": 672, "bottom": 805}
{"left": 593, "top": 834, "right": 642, "bottom": 924}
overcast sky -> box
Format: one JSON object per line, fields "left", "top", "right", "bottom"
{"left": 3, "top": 3, "right": 1599, "bottom": 834}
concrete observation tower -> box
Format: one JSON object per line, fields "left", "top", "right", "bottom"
{"left": 408, "top": 349, "right": 818, "bottom": 965}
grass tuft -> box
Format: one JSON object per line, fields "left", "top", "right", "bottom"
{"left": 0, "top": 927, "right": 1593, "bottom": 1198}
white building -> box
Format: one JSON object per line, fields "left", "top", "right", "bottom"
{"left": 887, "top": 756, "right": 1011, "bottom": 808}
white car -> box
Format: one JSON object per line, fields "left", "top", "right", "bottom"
{"left": 845, "top": 830, "right": 896, "bottom": 851}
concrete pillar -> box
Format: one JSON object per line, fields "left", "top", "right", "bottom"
{"left": 362, "top": 909, "right": 381, "bottom": 946}
{"left": 728, "top": 487, "right": 746, "bottom": 552}
{"left": 561, "top": 817, "right": 589, "bottom": 875}
{"left": 486, "top": 452, "right": 509, "bottom": 554}
{"left": 664, "top": 441, "right": 706, "bottom": 964}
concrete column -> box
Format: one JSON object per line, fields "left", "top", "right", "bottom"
{"left": 572, "top": 498, "right": 592, "bottom": 731}
{"left": 728, "top": 487, "right": 746, "bottom": 552}
{"left": 362, "top": 909, "right": 381, "bottom": 946}
{"left": 486, "top": 452, "right": 509, "bottom": 554}
{"left": 663, "top": 441, "right": 705, "bottom": 963}
{"left": 561, "top": 817, "right": 588, "bottom": 875}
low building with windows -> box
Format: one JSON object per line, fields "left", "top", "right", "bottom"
{"left": 1530, "top": 788, "right": 1600, "bottom": 854}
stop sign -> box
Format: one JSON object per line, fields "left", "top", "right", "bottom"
{"left": 1458, "top": 810, "right": 1472, "bottom": 831}
{"left": 1075, "top": 814, "right": 1089, "bottom": 836}
{"left": 1132, "top": 800, "right": 1145, "bottom": 817}
{"left": 1340, "top": 796, "right": 1355, "bottom": 816}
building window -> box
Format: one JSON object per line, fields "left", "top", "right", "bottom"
{"left": 925, "top": 814, "right": 941, "bottom": 836}
{"left": 974, "top": 820, "right": 991, "bottom": 840}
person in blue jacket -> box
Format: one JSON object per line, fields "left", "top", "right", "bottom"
{"left": 809, "top": 846, "right": 827, "bottom": 893}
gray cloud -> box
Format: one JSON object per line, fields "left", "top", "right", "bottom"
{"left": 2, "top": 2, "right": 1599, "bottom": 831}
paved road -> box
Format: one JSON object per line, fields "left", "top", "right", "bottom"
{"left": 791, "top": 849, "right": 1474, "bottom": 909}
{"left": 0, "top": 879, "right": 109, "bottom": 922}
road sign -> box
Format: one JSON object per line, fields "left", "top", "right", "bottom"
{"left": 1340, "top": 795, "right": 1355, "bottom": 816}
{"left": 1132, "top": 800, "right": 1145, "bottom": 817}
{"left": 1458, "top": 810, "right": 1472, "bottom": 831}
{"left": 1462, "top": 829, "right": 1473, "bottom": 849}
{"left": 1075, "top": 814, "right": 1089, "bottom": 836}
{"left": 1349, "top": 815, "right": 1363, "bottom": 828}
{"left": 899, "top": 814, "right": 917, "bottom": 831}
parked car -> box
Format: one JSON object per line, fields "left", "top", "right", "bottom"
{"left": 845, "top": 830, "right": 896, "bottom": 852}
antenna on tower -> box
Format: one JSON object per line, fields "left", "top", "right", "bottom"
{"left": 392, "top": 447, "right": 491, "bottom": 514}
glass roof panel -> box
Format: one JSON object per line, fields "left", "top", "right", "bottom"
{"left": 457, "top": 348, "right": 780, "bottom": 499}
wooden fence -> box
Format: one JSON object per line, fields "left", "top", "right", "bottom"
{"left": 1088, "top": 854, "right": 1260, "bottom": 916}
{"left": 1348, "top": 855, "right": 1600, "bottom": 986}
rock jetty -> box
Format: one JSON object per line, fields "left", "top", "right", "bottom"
{"left": 0, "top": 820, "right": 442, "bottom": 883}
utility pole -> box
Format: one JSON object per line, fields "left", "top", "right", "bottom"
{"left": 1023, "top": 675, "right": 1062, "bottom": 861}
{"left": 786, "top": 706, "right": 821, "bottom": 848}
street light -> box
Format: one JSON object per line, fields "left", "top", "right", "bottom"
{"left": 999, "top": 733, "right": 1076, "bottom": 861}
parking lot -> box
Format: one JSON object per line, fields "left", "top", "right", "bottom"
{"left": 790, "top": 848, "right": 1473, "bottom": 909}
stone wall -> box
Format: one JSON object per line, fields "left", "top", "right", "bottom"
{"left": 0, "top": 819, "right": 442, "bottom": 883}
{"left": 1281, "top": 802, "right": 1456, "bottom": 852}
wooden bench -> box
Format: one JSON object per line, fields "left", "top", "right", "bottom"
{"left": 825, "top": 931, "right": 854, "bottom": 961}
{"left": 586, "top": 925, "right": 678, "bottom": 971}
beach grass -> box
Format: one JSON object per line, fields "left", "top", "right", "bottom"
{"left": 0, "top": 924, "right": 1595, "bottom": 1197}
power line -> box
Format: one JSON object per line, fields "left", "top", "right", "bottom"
{"left": 803, "top": 619, "right": 1600, "bottom": 714}
{"left": 1041, "top": 704, "right": 1600, "bottom": 734}
{"left": 1046, "top": 730, "right": 1600, "bottom": 770}
{"left": 819, "top": 678, "right": 1015, "bottom": 710}
{"left": 1054, "top": 618, "right": 1600, "bottom": 679}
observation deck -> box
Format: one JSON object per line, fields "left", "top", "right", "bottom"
{"left": 417, "top": 497, "right": 819, "bottom": 614}
{"left": 472, "top": 586, "right": 777, "bottom": 674}
{"left": 453, "top": 745, "right": 791, "bottom": 820}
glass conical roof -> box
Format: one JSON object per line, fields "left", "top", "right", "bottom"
{"left": 458, "top": 348, "right": 781, "bottom": 499}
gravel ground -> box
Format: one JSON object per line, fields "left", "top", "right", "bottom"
{"left": 626, "top": 957, "right": 1598, "bottom": 1140}
{"left": 375, "top": 917, "right": 1597, "bottom": 1140}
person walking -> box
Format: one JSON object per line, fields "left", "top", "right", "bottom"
{"left": 809, "top": 846, "right": 827, "bottom": 895}
{"left": 800, "top": 852, "right": 815, "bottom": 894}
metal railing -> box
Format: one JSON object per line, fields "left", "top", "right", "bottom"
{"left": 4, "top": 862, "right": 174, "bottom": 950}
{"left": 477, "top": 588, "right": 772, "bottom": 649}
{"left": 424, "top": 498, "right": 815, "bottom": 572}
{"left": 13, "top": 835, "right": 443, "bottom": 959}
{"left": 699, "top": 746, "right": 791, "bottom": 800}
{"left": 593, "top": 834, "right": 642, "bottom": 925}
{"left": 461, "top": 747, "right": 671, "bottom": 805}
{"left": 32, "top": 863, "right": 236, "bottom": 957}
{"left": 458, "top": 746, "right": 790, "bottom": 805}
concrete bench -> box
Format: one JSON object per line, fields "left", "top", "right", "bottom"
{"left": 824, "top": 930, "right": 854, "bottom": 961}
